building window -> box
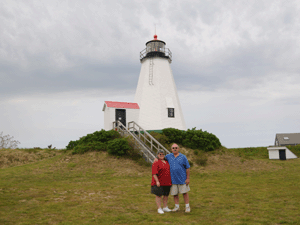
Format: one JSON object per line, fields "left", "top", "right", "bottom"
{"left": 168, "top": 108, "right": 174, "bottom": 118}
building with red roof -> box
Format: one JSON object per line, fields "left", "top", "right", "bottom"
{"left": 102, "top": 101, "right": 140, "bottom": 130}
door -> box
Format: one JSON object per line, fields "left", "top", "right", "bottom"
{"left": 115, "top": 109, "right": 126, "bottom": 127}
{"left": 279, "top": 150, "right": 286, "bottom": 160}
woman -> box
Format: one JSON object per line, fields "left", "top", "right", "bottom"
{"left": 151, "top": 150, "right": 172, "bottom": 214}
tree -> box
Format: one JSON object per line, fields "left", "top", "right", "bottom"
{"left": 0, "top": 132, "right": 20, "bottom": 149}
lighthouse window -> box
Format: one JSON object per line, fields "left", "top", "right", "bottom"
{"left": 168, "top": 108, "right": 174, "bottom": 118}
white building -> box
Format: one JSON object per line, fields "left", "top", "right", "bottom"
{"left": 102, "top": 101, "right": 139, "bottom": 130}
{"left": 103, "top": 34, "right": 186, "bottom": 132}
{"left": 267, "top": 146, "right": 297, "bottom": 160}
{"left": 134, "top": 34, "right": 186, "bottom": 131}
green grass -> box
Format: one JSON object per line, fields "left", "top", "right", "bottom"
{"left": 286, "top": 145, "right": 300, "bottom": 157}
{"left": 227, "top": 146, "right": 269, "bottom": 159}
{"left": 0, "top": 149, "right": 300, "bottom": 224}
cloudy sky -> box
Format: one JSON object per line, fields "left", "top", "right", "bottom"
{"left": 1, "top": 0, "right": 300, "bottom": 149}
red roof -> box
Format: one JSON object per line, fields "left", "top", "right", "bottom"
{"left": 104, "top": 101, "right": 139, "bottom": 109}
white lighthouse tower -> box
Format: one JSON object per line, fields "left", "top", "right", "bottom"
{"left": 134, "top": 34, "right": 186, "bottom": 131}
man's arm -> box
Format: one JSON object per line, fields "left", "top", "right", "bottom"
{"left": 153, "top": 174, "right": 160, "bottom": 187}
{"left": 154, "top": 153, "right": 170, "bottom": 162}
{"left": 185, "top": 168, "right": 190, "bottom": 185}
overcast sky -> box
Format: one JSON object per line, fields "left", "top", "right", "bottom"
{"left": 1, "top": 0, "right": 300, "bottom": 149}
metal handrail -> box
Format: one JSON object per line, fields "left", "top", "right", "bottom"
{"left": 112, "top": 121, "right": 156, "bottom": 163}
{"left": 140, "top": 48, "right": 172, "bottom": 63}
{"left": 128, "top": 121, "right": 170, "bottom": 155}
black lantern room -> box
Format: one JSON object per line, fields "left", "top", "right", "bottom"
{"left": 140, "top": 35, "right": 172, "bottom": 63}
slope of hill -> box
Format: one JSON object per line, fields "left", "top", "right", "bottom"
{"left": 0, "top": 148, "right": 299, "bottom": 224}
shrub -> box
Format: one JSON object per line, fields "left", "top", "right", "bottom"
{"left": 72, "top": 142, "right": 107, "bottom": 155}
{"left": 66, "top": 129, "right": 120, "bottom": 152}
{"left": 149, "top": 132, "right": 169, "bottom": 149}
{"left": 107, "top": 138, "right": 131, "bottom": 156}
{"left": 162, "top": 127, "right": 221, "bottom": 152}
{"left": 162, "top": 128, "right": 185, "bottom": 145}
{"left": 66, "top": 141, "right": 78, "bottom": 150}
{"left": 183, "top": 128, "right": 221, "bottom": 152}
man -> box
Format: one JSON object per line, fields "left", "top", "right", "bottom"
{"left": 154, "top": 143, "right": 191, "bottom": 213}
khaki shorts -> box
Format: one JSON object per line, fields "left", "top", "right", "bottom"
{"left": 170, "top": 184, "right": 190, "bottom": 195}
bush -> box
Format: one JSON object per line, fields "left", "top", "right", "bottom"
{"left": 107, "top": 138, "right": 131, "bottom": 156}
{"left": 66, "top": 141, "right": 78, "bottom": 150}
{"left": 162, "top": 128, "right": 185, "bottom": 145}
{"left": 183, "top": 128, "right": 221, "bottom": 152}
{"left": 72, "top": 142, "right": 107, "bottom": 154}
{"left": 162, "top": 127, "right": 221, "bottom": 152}
{"left": 149, "top": 132, "right": 169, "bottom": 149}
{"left": 66, "top": 129, "right": 120, "bottom": 153}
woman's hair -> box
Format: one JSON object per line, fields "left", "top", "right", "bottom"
{"left": 157, "top": 149, "right": 165, "bottom": 155}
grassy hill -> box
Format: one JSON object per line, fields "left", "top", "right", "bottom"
{"left": 1, "top": 147, "right": 300, "bottom": 224}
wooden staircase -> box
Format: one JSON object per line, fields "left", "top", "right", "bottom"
{"left": 112, "top": 121, "right": 170, "bottom": 163}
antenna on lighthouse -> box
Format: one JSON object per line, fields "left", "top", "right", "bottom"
{"left": 154, "top": 24, "right": 157, "bottom": 40}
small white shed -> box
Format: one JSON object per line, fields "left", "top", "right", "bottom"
{"left": 102, "top": 101, "right": 140, "bottom": 130}
{"left": 267, "top": 146, "right": 297, "bottom": 160}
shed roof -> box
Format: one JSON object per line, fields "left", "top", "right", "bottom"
{"left": 275, "top": 133, "right": 300, "bottom": 145}
{"left": 104, "top": 101, "right": 140, "bottom": 110}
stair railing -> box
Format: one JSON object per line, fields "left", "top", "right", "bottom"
{"left": 112, "top": 120, "right": 156, "bottom": 163}
{"left": 127, "top": 121, "right": 170, "bottom": 155}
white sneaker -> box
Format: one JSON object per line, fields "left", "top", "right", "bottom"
{"left": 163, "top": 207, "right": 172, "bottom": 212}
{"left": 185, "top": 206, "right": 191, "bottom": 213}
{"left": 172, "top": 207, "right": 180, "bottom": 212}
{"left": 158, "top": 208, "right": 164, "bottom": 214}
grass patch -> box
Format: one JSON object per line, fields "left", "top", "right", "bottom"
{"left": 0, "top": 149, "right": 300, "bottom": 224}
{"left": 286, "top": 145, "right": 300, "bottom": 157}
{"left": 0, "top": 148, "right": 62, "bottom": 169}
{"left": 228, "top": 146, "right": 269, "bottom": 159}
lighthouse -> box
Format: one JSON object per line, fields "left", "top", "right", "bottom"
{"left": 103, "top": 34, "right": 186, "bottom": 131}
{"left": 134, "top": 34, "right": 186, "bottom": 131}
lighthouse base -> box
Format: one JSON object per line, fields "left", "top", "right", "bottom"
{"left": 147, "top": 130, "right": 163, "bottom": 134}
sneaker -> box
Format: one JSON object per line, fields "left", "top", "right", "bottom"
{"left": 185, "top": 206, "right": 191, "bottom": 213}
{"left": 172, "top": 207, "right": 180, "bottom": 212}
{"left": 158, "top": 208, "right": 164, "bottom": 214}
{"left": 163, "top": 207, "right": 172, "bottom": 212}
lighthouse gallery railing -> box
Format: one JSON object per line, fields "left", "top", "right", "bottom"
{"left": 140, "top": 48, "right": 172, "bottom": 63}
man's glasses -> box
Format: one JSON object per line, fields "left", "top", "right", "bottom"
{"left": 172, "top": 147, "right": 178, "bottom": 149}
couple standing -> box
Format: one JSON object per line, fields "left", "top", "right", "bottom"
{"left": 151, "top": 143, "right": 191, "bottom": 214}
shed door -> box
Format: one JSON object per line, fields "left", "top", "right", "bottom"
{"left": 115, "top": 109, "right": 126, "bottom": 127}
{"left": 279, "top": 149, "right": 286, "bottom": 160}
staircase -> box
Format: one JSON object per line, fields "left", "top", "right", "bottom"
{"left": 112, "top": 121, "right": 170, "bottom": 163}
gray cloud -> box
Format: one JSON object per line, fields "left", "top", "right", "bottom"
{"left": 1, "top": 0, "right": 300, "bottom": 148}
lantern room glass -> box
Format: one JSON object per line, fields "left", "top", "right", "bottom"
{"left": 146, "top": 41, "right": 165, "bottom": 54}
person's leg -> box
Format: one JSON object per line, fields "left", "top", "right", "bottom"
{"left": 155, "top": 196, "right": 162, "bottom": 209}
{"left": 174, "top": 195, "right": 179, "bottom": 204}
{"left": 183, "top": 192, "right": 189, "bottom": 204}
{"left": 183, "top": 192, "right": 190, "bottom": 212}
{"left": 163, "top": 195, "right": 168, "bottom": 208}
